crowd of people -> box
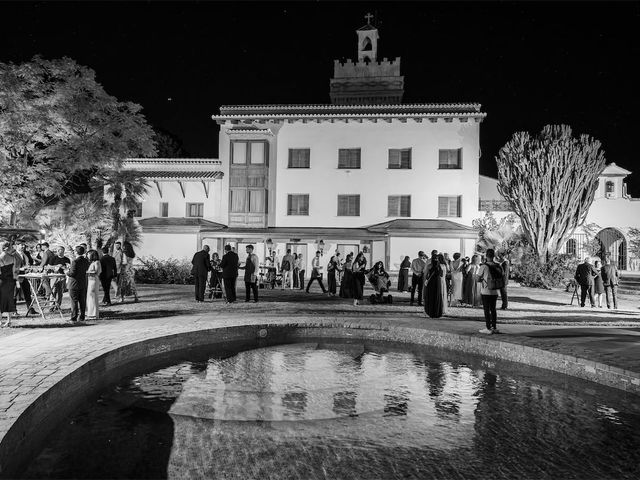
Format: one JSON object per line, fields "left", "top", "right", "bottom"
{"left": 0, "top": 239, "right": 139, "bottom": 327}
{"left": 189, "top": 244, "right": 510, "bottom": 334}
{"left": 6, "top": 238, "right": 619, "bottom": 334}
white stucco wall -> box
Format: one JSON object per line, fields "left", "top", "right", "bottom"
{"left": 585, "top": 197, "right": 640, "bottom": 230}
{"left": 140, "top": 181, "right": 225, "bottom": 223}
{"left": 265, "top": 119, "right": 481, "bottom": 228}
{"left": 138, "top": 233, "right": 199, "bottom": 261}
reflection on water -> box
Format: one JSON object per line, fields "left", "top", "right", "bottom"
{"left": 24, "top": 341, "right": 640, "bottom": 480}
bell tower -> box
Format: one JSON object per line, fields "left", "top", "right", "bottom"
{"left": 329, "top": 13, "right": 404, "bottom": 105}
{"left": 357, "top": 13, "right": 379, "bottom": 62}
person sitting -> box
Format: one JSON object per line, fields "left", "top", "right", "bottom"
{"left": 368, "top": 261, "right": 391, "bottom": 301}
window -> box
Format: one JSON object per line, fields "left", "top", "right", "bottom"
{"left": 566, "top": 238, "right": 577, "bottom": 256}
{"left": 230, "top": 190, "right": 247, "bottom": 213}
{"left": 438, "top": 196, "right": 461, "bottom": 217}
{"left": 287, "top": 194, "right": 310, "bottom": 215}
{"left": 388, "top": 148, "right": 412, "bottom": 169}
{"left": 438, "top": 149, "right": 462, "bottom": 169}
{"left": 288, "top": 148, "right": 311, "bottom": 168}
{"left": 159, "top": 202, "right": 169, "bottom": 217}
{"left": 131, "top": 202, "right": 143, "bottom": 218}
{"left": 249, "top": 190, "right": 265, "bottom": 213}
{"left": 186, "top": 203, "right": 204, "bottom": 218}
{"left": 231, "top": 141, "right": 268, "bottom": 165}
{"left": 231, "top": 142, "right": 247, "bottom": 164}
{"left": 338, "top": 148, "right": 361, "bottom": 169}
{"left": 250, "top": 142, "right": 265, "bottom": 164}
{"left": 388, "top": 196, "right": 411, "bottom": 217}
{"left": 606, "top": 181, "right": 615, "bottom": 194}
{"left": 337, "top": 195, "right": 360, "bottom": 216}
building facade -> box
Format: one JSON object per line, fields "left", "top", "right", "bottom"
{"left": 128, "top": 19, "right": 488, "bottom": 270}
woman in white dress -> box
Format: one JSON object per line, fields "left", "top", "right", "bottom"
{"left": 450, "top": 252, "right": 464, "bottom": 306}
{"left": 85, "top": 249, "right": 102, "bottom": 320}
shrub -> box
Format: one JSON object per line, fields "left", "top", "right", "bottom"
{"left": 512, "top": 247, "right": 579, "bottom": 289}
{"left": 134, "top": 256, "right": 194, "bottom": 284}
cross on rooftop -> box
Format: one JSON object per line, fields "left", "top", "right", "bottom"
{"left": 365, "top": 12, "right": 373, "bottom": 25}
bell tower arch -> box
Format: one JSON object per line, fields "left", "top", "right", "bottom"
{"left": 357, "top": 13, "right": 379, "bottom": 62}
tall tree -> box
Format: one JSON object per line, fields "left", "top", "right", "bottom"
{"left": 0, "top": 56, "right": 156, "bottom": 218}
{"left": 152, "top": 128, "right": 190, "bottom": 158}
{"left": 497, "top": 125, "right": 606, "bottom": 261}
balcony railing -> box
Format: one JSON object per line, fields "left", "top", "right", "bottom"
{"left": 479, "top": 199, "right": 512, "bottom": 212}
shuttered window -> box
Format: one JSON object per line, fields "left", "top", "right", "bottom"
{"left": 438, "top": 149, "right": 462, "bottom": 169}
{"left": 337, "top": 195, "right": 360, "bottom": 216}
{"left": 230, "top": 190, "right": 246, "bottom": 213}
{"left": 288, "top": 149, "right": 311, "bottom": 168}
{"left": 388, "top": 149, "right": 412, "bottom": 169}
{"left": 159, "top": 202, "right": 169, "bottom": 217}
{"left": 438, "top": 196, "right": 461, "bottom": 217}
{"left": 388, "top": 196, "right": 411, "bottom": 217}
{"left": 338, "top": 148, "right": 361, "bottom": 169}
{"left": 249, "top": 190, "right": 265, "bottom": 213}
{"left": 287, "top": 194, "right": 310, "bottom": 215}
{"left": 186, "top": 203, "right": 204, "bottom": 217}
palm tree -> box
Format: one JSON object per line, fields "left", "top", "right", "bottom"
{"left": 101, "top": 170, "right": 149, "bottom": 248}
{"left": 59, "top": 193, "right": 110, "bottom": 248}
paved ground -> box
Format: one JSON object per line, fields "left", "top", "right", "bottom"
{"left": 1, "top": 282, "right": 639, "bottom": 453}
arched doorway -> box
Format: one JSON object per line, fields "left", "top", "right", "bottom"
{"left": 595, "top": 228, "right": 627, "bottom": 270}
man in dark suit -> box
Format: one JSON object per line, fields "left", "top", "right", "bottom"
{"left": 99, "top": 247, "right": 117, "bottom": 306}
{"left": 219, "top": 244, "right": 239, "bottom": 303}
{"left": 600, "top": 255, "right": 619, "bottom": 310}
{"left": 67, "top": 245, "right": 89, "bottom": 322}
{"left": 574, "top": 256, "right": 598, "bottom": 308}
{"left": 191, "top": 244, "right": 211, "bottom": 302}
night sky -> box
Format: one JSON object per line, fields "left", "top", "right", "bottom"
{"left": 2, "top": 1, "right": 640, "bottom": 195}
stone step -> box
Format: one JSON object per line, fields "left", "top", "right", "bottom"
{"left": 617, "top": 288, "right": 640, "bottom": 296}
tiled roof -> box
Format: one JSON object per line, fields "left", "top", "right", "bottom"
{"left": 139, "top": 171, "right": 223, "bottom": 180}
{"left": 367, "top": 219, "right": 475, "bottom": 232}
{"left": 218, "top": 103, "right": 483, "bottom": 116}
{"left": 124, "top": 158, "right": 221, "bottom": 165}
{"left": 601, "top": 162, "right": 632, "bottom": 176}
{"left": 138, "top": 217, "right": 226, "bottom": 229}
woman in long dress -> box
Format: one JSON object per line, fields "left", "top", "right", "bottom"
{"left": 398, "top": 256, "right": 410, "bottom": 292}
{"left": 339, "top": 253, "right": 354, "bottom": 299}
{"left": 0, "top": 242, "right": 18, "bottom": 327}
{"left": 85, "top": 249, "right": 102, "bottom": 320}
{"left": 463, "top": 255, "right": 483, "bottom": 307}
{"left": 424, "top": 254, "right": 445, "bottom": 318}
{"left": 292, "top": 253, "right": 299, "bottom": 289}
{"left": 117, "top": 241, "right": 139, "bottom": 303}
{"left": 351, "top": 252, "right": 367, "bottom": 306}
{"left": 593, "top": 260, "right": 605, "bottom": 307}
{"left": 450, "top": 253, "right": 464, "bottom": 306}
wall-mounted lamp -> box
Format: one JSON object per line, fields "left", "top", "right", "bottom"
{"left": 362, "top": 245, "right": 369, "bottom": 254}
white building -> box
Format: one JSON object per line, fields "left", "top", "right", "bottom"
{"left": 129, "top": 19, "right": 486, "bottom": 271}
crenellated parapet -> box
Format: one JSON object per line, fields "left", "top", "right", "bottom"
{"left": 333, "top": 57, "right": 402, "bottom": 79}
